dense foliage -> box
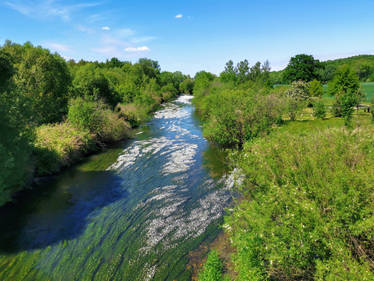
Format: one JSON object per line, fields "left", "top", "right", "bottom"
{"left": 196, "top": 57, "right": 374, "bottom": 280}
{"left": 272, "top": 54, "right": 374, "bottom": 84}
{"left": 193, "top": 60, "right": 286, "bottom": 148}
{"left": 227, "top": 126, "right": 374, "bottom": 280}
{"left": 282, "top": 54, "right": 321, "bottom": 83}
{"left": 0, "top": 41, "right": 189, "bottom": 206}
{"left": 198, "top": 250, "right": 224, "bottom": 281}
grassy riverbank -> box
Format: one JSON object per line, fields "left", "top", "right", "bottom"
{"left": 194, "top": 59, "right": 374, "bottom": 280}
{"left": 0, "top": 41, "right": 192, "bottom": 207}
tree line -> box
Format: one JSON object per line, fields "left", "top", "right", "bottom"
{"left": 195, "top": 57, "right": 374, "bottom": 280}
{"left": 0, "top": 40, "right": 192, "bottom": 207}
{"left": 271, "top": 54, "right": 374, "bottom": 84}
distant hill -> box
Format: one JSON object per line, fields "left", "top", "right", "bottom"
{"left": 271, "top": 54, "right": 374, "bottom": 84}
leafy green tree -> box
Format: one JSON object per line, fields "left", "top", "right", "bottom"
{"left": 72, "top": 64, "right": 119, "bottom": 108}
{"left": 285, "top": 81, "right": 310, "bottom": 120}
{"left": 309, "top": 79, "right": 323, "bottom": 98}
{"left": 3, "top": 42, "right": 71, "bottom": 124}
{"left": 328, "top": 65, "right": 360, "bottom": 96}
{"left": 0, "top": 50, "right": 32, "bottom": 206}
{"left": 283, "top": 54, "right": 321, "bottom": 83}
{"left": 193, "top": 71, "right": 216, "bottom": 98}
{"left": 220, "top": 60, "right": 237, "bottom": 83}
{"left": 313, "top": 100, "right": 326, "bottom": 119}
{"left": 236, "top": 59, "right": 250, "bottom": 84}
{"left": 67, "top": 97, "right": 103, "bottom": 133}
{"left": 204, "top": 90, "right": 285, "bottom": 148}
{"left": 358, "top": 63, "right": 372, "bottom": 81}
{"left": 340, "top": 91, "right": 357, "bottom": 126}
{"left": 180, "top": 78, "right": 194, "bottom": 94}
{"left": 317, "top": 64, "right": 336, "bottom": 83}
{"left": 328, "top": 65, "right": 362, "bottom": 119}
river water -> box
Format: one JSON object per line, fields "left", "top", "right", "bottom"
{"left": 0, "top": 96, "right": 232, "bottom": 281}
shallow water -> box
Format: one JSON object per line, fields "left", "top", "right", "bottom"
{"left": 0, "top": 96, "right": 232, "bottom": 281}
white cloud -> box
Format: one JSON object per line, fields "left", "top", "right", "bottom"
{"left": 5, "top": 0, "right": 100, "bottom": 21}
{"left": 45, "top": 42, "right": 70, "bottom": 52}
{"left": 125, "top": 46, "right": 150, "bottom": 52}
{"left": 175, "top": 14, "right": 183, "bottom": 19}
{"left": 101, "top": 26, "right": 110, "bottom": 31}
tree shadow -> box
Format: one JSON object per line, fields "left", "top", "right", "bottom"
{"left": 0, "top": 169, "right": 127, "bottom": 254}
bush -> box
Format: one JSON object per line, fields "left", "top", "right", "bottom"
{"left": 313, "top": 100, "right": 326, "bottom": 119}
{"left": 203, "top": 90, "right": 285, "bottom": 148}
{"left": 67, "top": 98, "right": 131, "bottom": 141}
{"left": 226, "top": 127, "right": 374, "bottom": 280}
{"left": 34, "top": 122, "right": 94, "bottom": 174}
{"left": 115, "top": 103, "right": 148, "bottom": 127}
{"left": 309, "top": 79, "right": 323, "bottom": 98}
{"left": 67, "top": 97, "right": 103, "bottom": 133}
{"left": 0, "top": 109, "right": 32, "bottom": 205}
{"left": 198, "top": 250, "right": 223, "bottom": 281}
{"left": 285, "top": 81, "right": 311, "bottom": 120}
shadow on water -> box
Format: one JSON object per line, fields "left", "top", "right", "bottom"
{"left": 0, "top": 169, "right": 126, "bottom": 254}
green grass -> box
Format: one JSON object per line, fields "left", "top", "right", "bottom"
{"left": 362, "top": 82, "right": 374, "bottom": 101}
{"left": 323, "top": 82, "right": 374, "bottom": 102}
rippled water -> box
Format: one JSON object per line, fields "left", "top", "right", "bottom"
{"left": 0, "top": 96, "right": 232, "bottom": 281}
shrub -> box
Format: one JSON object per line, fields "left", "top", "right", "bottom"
{"left": 203, "top": 90, "right": 285, "bottom": 148}
{"left": 309, "top": 79, "right": 323, "bottom": 98}
{"left": 227, "top": 127, "right": 374, "bottom": 280}
{"left": 198, "top": 250, "right": 223, "bottom": 281}
{"left": 67, "top": 97, "right": 103, "bottom": 133}
{"left": 285, "top": 81, "right": 310, "bottom": 120}
{"left": 313, "top": 100, "right": 326, "bottom": 119}
{"left": 67, "top": 97, "right": 131, "bottom": 141}
{"left": 33, "top": 122, "right": 94, "bottom": 175}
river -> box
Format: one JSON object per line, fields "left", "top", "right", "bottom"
{"left": 0, "top": 95, "right": 232, "bottom": 281}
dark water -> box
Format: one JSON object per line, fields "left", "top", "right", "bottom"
{"left": 0, "top": 96, "right": 232, "bottom": 281}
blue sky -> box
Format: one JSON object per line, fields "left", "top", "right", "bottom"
{"left": 1, "top": 0, "right": 374, "bottom": 75}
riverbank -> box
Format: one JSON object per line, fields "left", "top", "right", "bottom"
{"left": 0, "top": 95, "right": 232, "bottom": 281}
{"left": 29, "top": 96, "right": 177, "bottom": 188}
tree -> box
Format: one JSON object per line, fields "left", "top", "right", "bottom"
{"left": 328, "top": 65, "right": 362, "bottom": 120}
{"left": 220, "top": 60, "right": 237, "bottom": 83}
{"left": 358, "top": 63, "right": 372, "bottom": 81}
{"left": 180, "top": 78, "right": 194, "bottom": 94}
{"left": 340, "top": 91, "right": 356, "bottom": 126}
{"left": 328, "top": 65, "right": 360, "bottom": 96}
{"left": 285, "top": 81, "right": 310, "bottom": 120}
{"left": 4, "top": 43, "right": 72, "bottom": 124}
{"left": 236, "top": 59, "right": 250, "bottom": 84}
{"left": 0, "top": 50, "right": 32, "bottom": 206}
{"left": 283, "top": 54, "right": 321, "bottom": 83}
{"left": 72, "top": 64, "right": 119, "bottom": 108}
{"left": 313, "top": 100, "right": 326, "bottom": 119}
{"left": 309, "top": 79, "right": 323, "bottom": 98}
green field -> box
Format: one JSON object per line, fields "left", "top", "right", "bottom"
{"left": 323, "top": 82, "right": 374, "bottom": 102}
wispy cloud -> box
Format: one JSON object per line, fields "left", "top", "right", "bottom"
{"left": 76, "top": 24, "right": 95, "bottom": 33}
{"left": 101, "top": 26, "right": 110, "bottom": 31}
{"left": 45, "top": 42, "right": 70, "bottom": 52}
{"left": 115, "top": 28, "right": 135, "bottom": 38}
{"left": 175, "top": 14, "right": 183, "bottom": 19}
{"left": 130, "top": 36, "right": 156, "bottom": 44}
{"left": 5, "top": 0, "right": 101, "bottom": 21}
{"left": 125, "top": 46, "right": 150, "bottom": 52}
